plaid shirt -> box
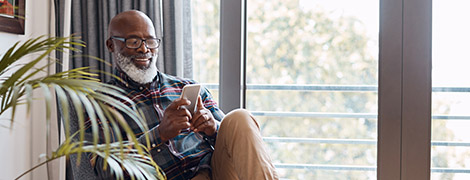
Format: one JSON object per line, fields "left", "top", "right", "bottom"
{"left": 88, "top": 69, "right": 225, "bottom": 180}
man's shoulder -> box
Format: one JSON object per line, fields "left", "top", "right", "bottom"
{"left": 106, "top": 78, "right": 122, "bottom": 87}
{"left": 159, "top": 72, "right": 197, "bottom": 87}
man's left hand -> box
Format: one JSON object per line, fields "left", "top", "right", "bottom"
{"left": 190, "top": 96, "right": 217, "bottom": 136}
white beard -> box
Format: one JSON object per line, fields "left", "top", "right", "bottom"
{"left": 113, "top": 52, "right": 158, "bottom": 84}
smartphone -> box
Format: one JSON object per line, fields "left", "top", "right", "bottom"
{"left": 180, "top": 84, "right": 201, "bottom": 113}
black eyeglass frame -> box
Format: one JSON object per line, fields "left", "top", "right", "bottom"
{"left": 110, "top": 36, "right": 161, "bottom": 49}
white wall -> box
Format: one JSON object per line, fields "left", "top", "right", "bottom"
{"left": 0, "top": 0, "right": 55, "bottom": 179}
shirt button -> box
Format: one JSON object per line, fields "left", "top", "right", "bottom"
{"left": 204, "top": 137, "right": 209, "bottom": 141}
{"left": 183, "top": 170, "right": 188, "bottom": 173}
{"left": 157, "top": 148, "right": 161, "bottom": 153}
{"left": 152, "top": 144, "right": 156, "bottom": 148}
{"left": 139, "top": 87, "right": 143, "bottom": 90}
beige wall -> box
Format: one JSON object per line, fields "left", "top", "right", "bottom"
{"left": 0, "top": 0, "right": 58, "bottom": 179}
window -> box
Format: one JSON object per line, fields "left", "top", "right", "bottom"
{"left": 245, "top": 0, "right": 379, "bottom": 179}
{"left": 191, "top": 0, "right": 220, "bottom": 102}
{"left": 191, "top": 0, "right": 436, "bottom": 179}
{"left": 432, "top": 0, "right": 470, "bottom": 179}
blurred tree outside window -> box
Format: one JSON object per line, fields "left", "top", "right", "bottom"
{"left": 188, "top": 0, "right": 470, "bottom": 179}
{"left": 245, "top": 0, "right": 378, "bottom": 179}
{"left": 191, "top": 0, "right": 220, "bottom": 102}
{"left": 431, "top": 0, "right": 470, "bottom": 179}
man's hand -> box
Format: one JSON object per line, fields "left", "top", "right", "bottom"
{"left": 190, "top": 96, "right": 217, "bottom": 137}
{"left": 158, "top": 98, "right": 192, "bottom": 142}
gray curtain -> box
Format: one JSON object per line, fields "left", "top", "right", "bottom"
{"left": 162, "top": 0, "right": 193, "bottom": 78}
{"left": 181, "top": 0, "right": 193, "bottom": 79}
{"left": 162, "top": 0, "right": 176, "bottom": 75}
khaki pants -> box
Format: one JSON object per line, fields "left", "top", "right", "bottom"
{"left": 192, "top": 109, "right": 279, "bottom": 180}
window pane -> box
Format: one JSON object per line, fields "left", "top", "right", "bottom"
{"left": 432, "top": 0, "right": 470, "bottom": 179}
{"left": 246, "top": 0, "right": 379, "bottom": 179}
{"left": 191, "top": 0, "right": 220, "bottom": 101}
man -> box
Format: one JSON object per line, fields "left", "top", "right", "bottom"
{"left": 91, "top": 10, "right": 279, "bottom": 180}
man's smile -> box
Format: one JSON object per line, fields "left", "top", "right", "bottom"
{"left": 132, "top": 57, "right": 150, "bottom": 67}
{"left": 128, "top": 54, "right": 154, "bottom": 68}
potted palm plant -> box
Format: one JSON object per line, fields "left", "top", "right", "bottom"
{"left": 1, "top": 35, "right": 165, "bottom": 180}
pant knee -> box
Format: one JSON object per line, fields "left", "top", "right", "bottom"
{"left": 221, "top": 109, "right": 260, "bottom": 131}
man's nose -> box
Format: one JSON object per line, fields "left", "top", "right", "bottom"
{"left": 136, "top": 41, "right": 149, "bottom": 53}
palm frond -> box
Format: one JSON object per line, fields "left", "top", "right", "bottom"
{"left": 1, "top": 36, "right": 165, "bottom": 180}
{"left": 16, "top": 139, "right": 165, "bottom": 180}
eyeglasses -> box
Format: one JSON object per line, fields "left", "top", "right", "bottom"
{"left": 110, "top": 36, "right": 161, "bottom": 49}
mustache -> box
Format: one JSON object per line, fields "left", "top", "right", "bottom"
{"left": 128, "top": 53, "right": 154, "bottom": 59}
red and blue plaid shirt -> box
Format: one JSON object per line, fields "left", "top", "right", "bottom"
{"left": 88, "top": 69, "right": 225, "bottom": 179}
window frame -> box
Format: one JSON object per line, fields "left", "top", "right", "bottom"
{"left": 219, "top": 0, "right": 245, "bottom": 113}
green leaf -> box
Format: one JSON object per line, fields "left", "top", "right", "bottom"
{"left": 2, "top": 35, "right": 165, "bottom": 180}
{"left": 9, "top": 86, "right": 20, "bottom": 127}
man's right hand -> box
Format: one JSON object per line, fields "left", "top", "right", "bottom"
{"left": 158, "top": 98, "right": 192, "bottom": 142}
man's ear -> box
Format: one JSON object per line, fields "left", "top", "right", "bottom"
{"left": 106, "top": 39, "right": 114, "bottom": 52}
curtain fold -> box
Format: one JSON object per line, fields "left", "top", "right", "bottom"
{"left": 162, "top": 0, "right": 177, "bottom": 76}
{"left": 162, "top": 0, "right": 193, "bottom": 78}
{"left": 182, "top": 0, "right": 193, "bottom": 79}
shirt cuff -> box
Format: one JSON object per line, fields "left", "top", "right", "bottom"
{"left": 202, "top": 121, "right": 219, "bottom": 147}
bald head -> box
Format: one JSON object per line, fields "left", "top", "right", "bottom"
{"left": 108, "top": 10, "right": 156, "bottom": 39}
{"left": 106, "top": 10, "right": 159, "bottom": 84}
